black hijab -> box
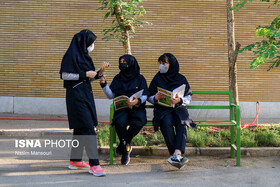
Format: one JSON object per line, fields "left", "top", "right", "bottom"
{"left": 118, "top": 54, "right": 140, "bottom": 82}
{"left": 110, "top": 54, "right": 149, "bottom": 97}
{"left": 149, "top": 53, "right": 191, "bottom": 96}
{"left": 60, "top": 29, "right": 97, "bottom": 74}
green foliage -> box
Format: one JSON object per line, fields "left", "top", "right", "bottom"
{"left": 237, "top": 16, "right": 280, "bottom": 70}
{"left": 232, "top": 0, "right": 280, "bottom": 12}
{"left": 148, "top": 131, "right": 165, "bottom": 146}
{"left": 96, "top": 125, "right": 280, "bottom": 147}
{"left": 188, "top": 128, "right": 230, "bottom": 147}
{"left": 241, "top": 129, "right": 258, "bottom": 147}
{"left": 221, "top": 130, "right": 231, "bottom": 138}
{"left": 131, "top": 133, "right": 148, "bottom": 146}
{"left": 232, "top": 1, "right": 280, "bottom": 71}
{"left": 98, "top": 0, "right": 150, "bottom": 42}
{"left": 96, "top": 124, "right": 110, "bottom": 146}
{"left": 188, "top": 128, "right": 207, "bottom": 147}
{"left": 255, "top": 127, "right": 280, "bottom": 146}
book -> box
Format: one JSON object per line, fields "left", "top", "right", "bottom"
{"left": 157, "top": 84, "right": 186, "bottom": 107}
{"left": 113, "top": 89, "right": 144, "bottom": 111}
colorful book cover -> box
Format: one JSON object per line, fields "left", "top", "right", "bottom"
{"left": 157, "top": 84, "right": 186, "bottom": 107}
{"left": 113, "top": 89, "right": 144, "bottom": 111}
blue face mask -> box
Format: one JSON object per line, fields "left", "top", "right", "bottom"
{"left": 159, "top": 64, "right": 168, "bottom": 73}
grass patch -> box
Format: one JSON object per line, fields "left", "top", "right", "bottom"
{"left": 96, "top": 123, "right": 280, "bottom": 147}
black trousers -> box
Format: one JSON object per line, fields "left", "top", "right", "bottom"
{"left": 70, "top": 128, "right": 99, "bottom": 166}
{"left": 113, "top": 108, "right": 146, "bottom": 145}
{"left": 159, "top": 113, "right": 187, "bottom": 155}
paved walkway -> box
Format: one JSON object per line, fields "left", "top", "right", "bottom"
{"left": 0, "top": 155, "right": 279, "bottom": 186}
{"left": 0, "top": 114, "right": 280, "bottom": 186}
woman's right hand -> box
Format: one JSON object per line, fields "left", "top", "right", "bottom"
{"left": 86, "top": 71, "right": 97, "bottom": 79}
{"left": 98, "top": 62, "right": 110, "bottom": 75}
{"left": 100, "top": 75, "right": 106, "bottom": 84}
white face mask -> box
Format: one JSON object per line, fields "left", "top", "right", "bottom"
{"left": 159, "top": 64, "right": 168, "bottom": 73}
{"left": 87, "top": 43, "right": 94, "bottom": 53}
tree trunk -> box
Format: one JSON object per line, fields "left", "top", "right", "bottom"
{"left": 114, "top": 3, "right": 132, "bottom": 55}
{"left": 122, "top": 30, "right": 132, "bottom": 55}
{"left": 227, "top": 0, "right": 239, "bottom": 106}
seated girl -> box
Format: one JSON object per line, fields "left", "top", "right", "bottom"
{"left": 148, "top": 53, "right": 196, "bottom": 169}
{"left": 100, "top": 54, "right": 149, "bottom": 165}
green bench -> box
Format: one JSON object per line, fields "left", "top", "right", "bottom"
{"left": 109, "top": 90, "right": 241, "bottom": 166}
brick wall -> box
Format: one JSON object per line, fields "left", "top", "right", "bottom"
{"left": 0, "top": 0, "right": 279, "bottom": 101}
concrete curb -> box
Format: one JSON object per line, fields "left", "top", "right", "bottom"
{"left": 98, "top": 146, "right": 280, "bottom": 157}
{"left": 0, "top": 130, "right": 72, "bottom": 136}
{"left": 1, "top": 130, "right": 280, "bottom": 157}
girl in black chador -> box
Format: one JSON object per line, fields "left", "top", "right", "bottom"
{"left": 148, "top": 53, "right": 196, "bottom": 169}
{"left": 60, "top": 29, "right": 108, "bottom": 177}
{"left": 100, "top": 54, "right": 149, "bottom": 165}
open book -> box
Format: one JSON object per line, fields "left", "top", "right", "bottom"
{"left": 113, "top": 89, "right": 144, "bottom": 111}
{"left": 157, "top": 84, "right": 186, "bottom": 107}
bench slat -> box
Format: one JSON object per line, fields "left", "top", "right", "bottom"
{"left": 188, "top": 105, "right": 231, "bottom": 109}
{"left": 192, "top": 91, "right": 231, "bottom": 95}
{"left": 194, "top": 120, "right": 236, "bottom": 123}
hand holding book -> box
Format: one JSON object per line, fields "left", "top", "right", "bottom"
{"left": 113, "top": 89, "right": 143, "bottom": 111}
{"left": 127, "top": 96, "right": 139, "bottom": 107}
{"left": 170, "top": 94, "right": 181, "bottom": 105}
{"left": 156, "top": 84, "right": 186, "bottom": 107}
{"left": 155, "top": 93, "right": 180, "bottom": 105}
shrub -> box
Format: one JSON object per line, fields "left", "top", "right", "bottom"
{"left": 255, "top": 128, "right": 280, "bottom": 147}
{"left": 188, "top": 129, "right": 206, "bottom": 147}
{"left": 96, "top": 124, "right": 110, "bottom": 146}
{"left": 96, "top": 124, "right": 280, "bottom": 147}
{"left": 131, "top": 134, "right": 148, "bottom": 146}
{"left": 241, "top": 129, "right": 258, "bottom": 147}
{"left": 148, "top": 131, "right": 165, "bottom": 146}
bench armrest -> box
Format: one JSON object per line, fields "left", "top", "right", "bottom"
{"left": 230, "top": 104, "right": 240, "bottom": 125}
{"left": 230, "top": 104, "right": 240, "bottom": 109}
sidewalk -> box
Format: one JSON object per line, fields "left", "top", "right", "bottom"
{"left": 1, "top": 154, "right": 280, "bottom": 186}
{"left": 0, "top": 114, "right": 280, "bottom": 186}
{"left": 0, "top": 113, "right": 280, "bottom": 157}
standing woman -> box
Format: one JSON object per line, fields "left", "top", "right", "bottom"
{"left": 148, "top": 53, "right": 196, "bottom": 169}
{"left": 100, "top": 54, "right": 149, "bottom": 165}
{"left": 60, "top": 29, "right": 108, "bottom": 177}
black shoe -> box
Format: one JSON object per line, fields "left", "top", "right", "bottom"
{"left": 121, "top": 145, "right": 132, "bottom": 165}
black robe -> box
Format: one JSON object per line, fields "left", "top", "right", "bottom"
{"left": 60, "top": 30, "right": 98, "bottom": 130}
{"left": 149, "top": 53, "right": 196, "bottom": 131}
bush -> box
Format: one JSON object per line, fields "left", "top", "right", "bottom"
{"left": 96, "top": 124, "right": 110, "bottom": 146}
{"left": 148, "top": 131, "right": 165, "bottom": 146}
{"left": 241, "top": 129, "right": 258, "bottom": 147}
{"left": 96, "top": 124, "right": 280, "bottom": 147}
{"left": 131, "top": 133, "right": 148, "bottom": 146}
{"left": 188, "top": 129, "right": 207, "bottom": 147}
{"left": 255, "top": 128, "right": 280, "bottom": 147}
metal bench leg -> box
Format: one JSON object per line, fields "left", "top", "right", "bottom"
{"left": 230, "top": 126, "right": 235, "bottom": 158}
{"left": 236, "top": 125, "right": 241, "bottom": 166}
{"left": 109, "top": 125, "right": 115, "bottom": 165}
